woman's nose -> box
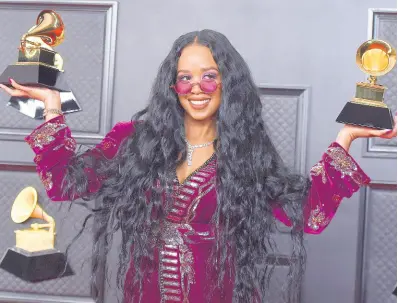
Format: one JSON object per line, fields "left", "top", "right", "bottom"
{"left": 190, "top": 82, "right": 202, "bottom": 94}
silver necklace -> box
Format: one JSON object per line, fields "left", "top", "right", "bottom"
{"left": 184, "top": 138, "right": 216, "bottom": 166}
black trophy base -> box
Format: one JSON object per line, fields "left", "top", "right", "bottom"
{"left": 336, "top": 101, "right": 394, "bottom": 130}
{"left": 0, "top": 247, "right": 74, "bottom": 282}
{"left": 0, "top": 64, "right": 70, "bottom": 91}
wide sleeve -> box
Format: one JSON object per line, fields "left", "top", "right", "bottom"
{"left": 272, "top": 142, "right": 371, "bottom": 234}
{"left": 25, "top": 115, "right": 135, "bottom": 201}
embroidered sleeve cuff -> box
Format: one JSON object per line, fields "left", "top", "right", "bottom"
{"left": 25, "top": 115, "right": 70, "bottom": 154}
{"left": 324, "top": 142, "right": 371, "bottom": 186}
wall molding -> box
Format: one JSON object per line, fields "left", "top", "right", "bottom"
{"left": 0, "top": 292, "right": 94, "bottom": 303}
{"left": 0, "top": 163, "right": 36, "bottom": 171}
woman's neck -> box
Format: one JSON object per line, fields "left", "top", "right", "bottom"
{"left": 184, "top": 115, "right": 217, "bottom": 145}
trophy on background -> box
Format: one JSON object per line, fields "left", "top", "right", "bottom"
{"left": 0, "top": 187, "right": 73, "bottom": 282}
{"left": 0, "top": 10, "right": 81, "bottom": 119}
{"left": 336, "top": 39, "right": 396, "bottom": 129}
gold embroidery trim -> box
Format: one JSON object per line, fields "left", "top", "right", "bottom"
{"left": 159, "top": 222, "right": 195, "bottom": 303}
{"left": 310, "top": 162, "right": 327, "bottom": 184}
{"left": 159, "top": 156, "right": 216, "bottom": 302}
{"left": 326, "top": 147, "right": 364, "bottom": 185}
{"left": 39, "top": 171, "right": 53, "bottom": 191}
{"left": 332, "top": 194, "right": 341, "bottom": 203}
{"left": 28, "top": 122, "right": 67, "bottom": 149}
{"left": 307, "top": 205, "right": 330, "bottom": 231}
{"left": 185, "top": 177, "right": 216, "bottom": 223}
{"left": 64, "top": 137, "right": 77, "bottom": 151}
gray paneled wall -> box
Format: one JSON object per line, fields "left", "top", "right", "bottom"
{"left": 356, "top": 186, "right": 397, "bottom": 303}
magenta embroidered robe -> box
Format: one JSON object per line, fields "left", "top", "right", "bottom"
{"left": 25, "top": 116, "right": 370, "bottom": 303}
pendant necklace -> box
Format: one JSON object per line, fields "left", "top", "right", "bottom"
{"left": 184, "top": 138, "right": 216, "bottom": 166}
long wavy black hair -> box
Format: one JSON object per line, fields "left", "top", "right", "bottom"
{"left": 63, "top": 29, "right": 311, "bottom": 303}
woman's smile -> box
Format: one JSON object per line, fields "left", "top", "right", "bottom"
{"left": 188, "top": 98, "right": 211, "bottom": 109}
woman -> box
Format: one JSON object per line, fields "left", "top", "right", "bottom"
{"left": 0, "top": 30, "right": 396, "bottom": 303}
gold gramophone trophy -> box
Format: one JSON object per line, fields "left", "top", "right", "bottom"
{"left": 336, "top": 39, "right": 396, "bottom": 129}
{"left": 0, "top": 187, "right": 73, "bottom": 282}
{"left": 0, "top": 10, "right": 81, "bottom": 119}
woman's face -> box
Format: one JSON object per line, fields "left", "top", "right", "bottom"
{"left": 175, "top": 44, "right": 222, "bottom": 121}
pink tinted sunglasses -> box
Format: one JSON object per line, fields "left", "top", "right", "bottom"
{"left": 170, "top": 78, "right": 222, "bottom": 95}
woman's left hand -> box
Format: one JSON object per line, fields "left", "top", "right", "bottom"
{"left": 336, "top": 115, "right": 397, "bottom": 151}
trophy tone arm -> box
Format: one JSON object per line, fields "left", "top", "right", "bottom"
{"left": 31, "top": 211, "right": 56, "bottom": 234}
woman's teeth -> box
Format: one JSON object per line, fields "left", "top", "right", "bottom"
{"left": 189, "top": 99, "right": 210, "bottom": 105}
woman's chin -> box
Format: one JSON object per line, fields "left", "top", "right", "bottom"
{"left": 186, "top": 111, "right": 215, "bottom": 122}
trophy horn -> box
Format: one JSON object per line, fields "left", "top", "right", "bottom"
{"left": 356, "top": 39, "right": 397, "bottom": 83}
{"left": 11, "top": 187, "right": 55, "bottom": 229}
{"left": 20, "top": 10, "right": 65, "bottom": 51}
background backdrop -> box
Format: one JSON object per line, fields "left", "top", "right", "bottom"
{"left": 0, "top": 1, "right": 396, "bottom": 303}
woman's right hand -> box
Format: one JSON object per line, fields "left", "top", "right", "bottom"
{"left": 0, "top": 78, "right": 62, "bottom": 121}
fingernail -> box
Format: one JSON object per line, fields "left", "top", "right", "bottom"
{"left": 8, "top": 78, "right": 13, "bottom": 84}
{"left": 384, "top": 129, "right": 393, "bottom": 133}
